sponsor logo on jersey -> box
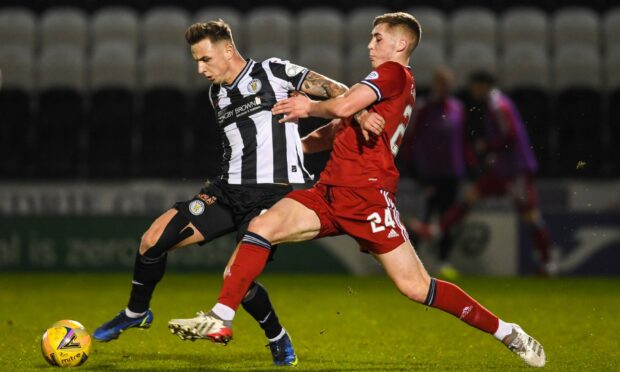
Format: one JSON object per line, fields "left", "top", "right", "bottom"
{"left": 365, "top": 71, "right": 379, "bottom": 80}
{"left": 388, "top": 229, "right": 399, "bottom": 238}
{"left": 197, "top": 193, "right": 217, "bottom": 206}
{"left": 247, "top": 78, "right": 262, "bottom": 94}
{"left": 189, "top": 200, "right": 206, "bottom": 216}
{"left": 285, "top": 62, "right": 306, "bottom": 77}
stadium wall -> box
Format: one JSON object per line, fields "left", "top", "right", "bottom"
{"left": 0, "top": 180, "right": 618, "bottom": 276}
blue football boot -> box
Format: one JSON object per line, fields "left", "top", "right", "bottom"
{"left": 268, "top": 330, "right": 298, "bottom": 366}
{"left": 93, "top": 309, "right": 154, "bottom": 342}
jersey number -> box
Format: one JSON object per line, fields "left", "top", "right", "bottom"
{"left": 367, "top": 209, "right": 396, "bottom": 233}
{"left": 390, "top": 104, "right": 413, "bottom": 156}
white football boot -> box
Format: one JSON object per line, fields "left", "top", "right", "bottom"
{"left": 502, "top": 324, "right": 546, "bottom": 367}
{"left": 168, "top": 311, "right": 233, "bottom": 344}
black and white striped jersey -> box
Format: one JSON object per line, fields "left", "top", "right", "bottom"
{"left": 208, "top": 57, "right": 313, "bottom": 185}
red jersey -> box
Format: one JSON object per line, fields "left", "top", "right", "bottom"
{"left": 319, "top": 61, "right": 416, "bottom": 193}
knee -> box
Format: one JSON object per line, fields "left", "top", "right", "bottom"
{"left": 395, "top": 274, "right": 432, "bottom": 304}
{"left": 247, "top": 214, "right": 276, "bottom": 241}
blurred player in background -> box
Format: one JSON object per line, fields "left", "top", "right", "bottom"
{"left": 168, "top": 13, "right": 546, "bottom": 368}
{"left": 414, "top": 71, "right": 555, "bottom": 276}
{"left": 401, "top": 66, "right": 468, "bottom": 279}
{"left": 93, "top": 19, "right": 362, "bottom": 366}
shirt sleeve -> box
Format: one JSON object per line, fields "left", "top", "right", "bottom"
{"left": 487, "top": 102, "right": 518, "bottom": 152}
{"left": 359, "top": 61, "right": 406, "bottom": 102}
{"left": 266, "top": 57, "right": 309, "bottom": 91}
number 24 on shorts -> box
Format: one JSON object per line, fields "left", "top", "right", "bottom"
{"left": 367, "top": 208, "right": 396, "bottom": 233}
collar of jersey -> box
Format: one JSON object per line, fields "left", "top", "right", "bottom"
{"left": 224, "top": 58, "right": 254, "bottom": 90}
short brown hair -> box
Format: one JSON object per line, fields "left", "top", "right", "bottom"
{"left": 185, "top": 19, "right": 233, "bottom": 45}
{"left": 373, "top": 12, "right": 422, "bottom": 54}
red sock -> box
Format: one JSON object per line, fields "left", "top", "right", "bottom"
{"left": 218, "top": 233, "right": 271, "bottom": 311}
{"left": 532, "top": 227, "right": 551, "bottom": 263}
{"left": 440, "top": 204, "right": 469, "bottom": 232}
{"left": 426, "top": 279, "right": 499, "bottom": 334}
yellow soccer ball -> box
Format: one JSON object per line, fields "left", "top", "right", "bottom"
{"left": 41, "top": 326, "right": 92, "bottom": 367}
{"left": 49, "top": 320, "right": 86, "bottom": 330}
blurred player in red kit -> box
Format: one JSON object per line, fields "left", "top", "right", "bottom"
{"left": 413, "top": 71, "right": 555, "bottom": 276}
{"left": 169, "top": 13, "right": 545, "bottom": 367}
{"left": 401, "top": 66, "right": 469, "bottom": 279}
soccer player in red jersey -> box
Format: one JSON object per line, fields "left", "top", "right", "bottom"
{"left": 168, "top": 13, "right": 545, "bottom": 367}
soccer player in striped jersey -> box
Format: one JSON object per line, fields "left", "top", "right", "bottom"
{"left": 168, "top": 13, "right": 546, "bottom": 368}
{"left": 93, "top": 19, "right": 379, "bottom": 367}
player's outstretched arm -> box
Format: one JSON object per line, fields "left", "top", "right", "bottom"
{"left": 301, "top": 119, "right": 341, "bottom": 153}
{"left": 299, "top": 70, "right": 348, "bottom": 98}
{"left": 273, "top": 83, "right": 377, "bottom": 122}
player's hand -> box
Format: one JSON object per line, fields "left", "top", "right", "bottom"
{"left": 272, "top": 94, "right": 312, "bottom": 123}
{"left": 356, "top": 111, "right": 385, "bottom": 142}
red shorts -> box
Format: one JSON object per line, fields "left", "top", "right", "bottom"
{"left": 475, "top": 172, "right": 539, "bottom": 213}
{"left": 286, "top": 183, "right": 409, "bottom": 255}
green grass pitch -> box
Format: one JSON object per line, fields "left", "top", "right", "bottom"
{"left": 1, "top": 273, "right": 619, "bottom": 371}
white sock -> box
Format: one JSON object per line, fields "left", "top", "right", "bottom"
{"left": 268, "top": 328, "right": 287, "bottom": 343}
{"left": 494, "top": 319, "right": 513, "bottom": 341}
{"left": 212, "top": 303, "right": 236, "bottom": 321}
{"left": 125, "top": 308, "right": 146, "bottom": 318}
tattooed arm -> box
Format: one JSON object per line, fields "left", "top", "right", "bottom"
{"left": 295, "top": 71, "right": 383, "bottom": 142}
{"left": 300, "top": 71, "right": 349, "bottom": 98}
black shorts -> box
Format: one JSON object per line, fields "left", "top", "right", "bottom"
{"left": 173, "top": 179, "right": 292, "bottom": 257}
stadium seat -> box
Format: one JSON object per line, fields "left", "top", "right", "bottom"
{"left": 410, "top": 42, "right": 447, "bottom": 95}
{"left": 605, "top": 47, "right": 620, "bottom": 173}
{"left": 450, "top": 7, "right": 497, "bottom": 50}
{"left": 606, "top": 47, "right": 620, "bottom": 95}
{"left": 0, "top": 7, "right": 36, "bottom": 50}
{"left": 0, "top": 46, "right": 34, "bottom": 178}
{"left": 247, "top": 44, "right": 294, "bottom": 64}
{"left": 143, "top": 7, "right": 191, "bottom": 49}
{"left": 40, "top": 7, "right": 88, "bottom": 50}
{"left": 552, "top": 7, "right": 600, "bottom": 51}
{"left": 192, "top": 86, "right": 222, "bottom": 179}
{"left": 297, "top": 45, "right": 344, "bottom": 85}
{"left": 502, "top": 44, "right": 550, "bottom": 91}
{"left": 88, "top": 42, "right": 138, "bottom": 178}
{"left": 345, "top": 45, "right": 373, "bottom": 87}
{"left": 92, "top": 7, "right": 139, "bottom": 50}
{"left": 298, "top": 7, "right": 344, "bottom": 50}
{"left": 604, "top": 8, "right": 620, "bottom": 52}
{"left": 0, "top": 46, "right": 35, "bottom": 92}
{"left": 36, "top": 45, "right": 87, "bottom": 178}
{"left": 140, "top": 46, "right": 192, "bottom": 178}
{"left": 406, "top": 7, "right": 447, "bottom": 50}
{"left": 501, "top": 7, "right": 548, "bottom": 49}
{"left": 502, "top": 44, "right": 552, "bottom": 175}
{"left": 347, "top": 6, "right": 389, "bottom": 50}
{"left": 553, "top": 44, "right": 603, "bottom": 176}
{"left": 194, "top": 7, "right": 244, "bottom": 50}
{"left": 246, "top": 7, "right": 294, "bottom": 52}
{"left": 451, "top": 42, "right": 497, "bottom": 91}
